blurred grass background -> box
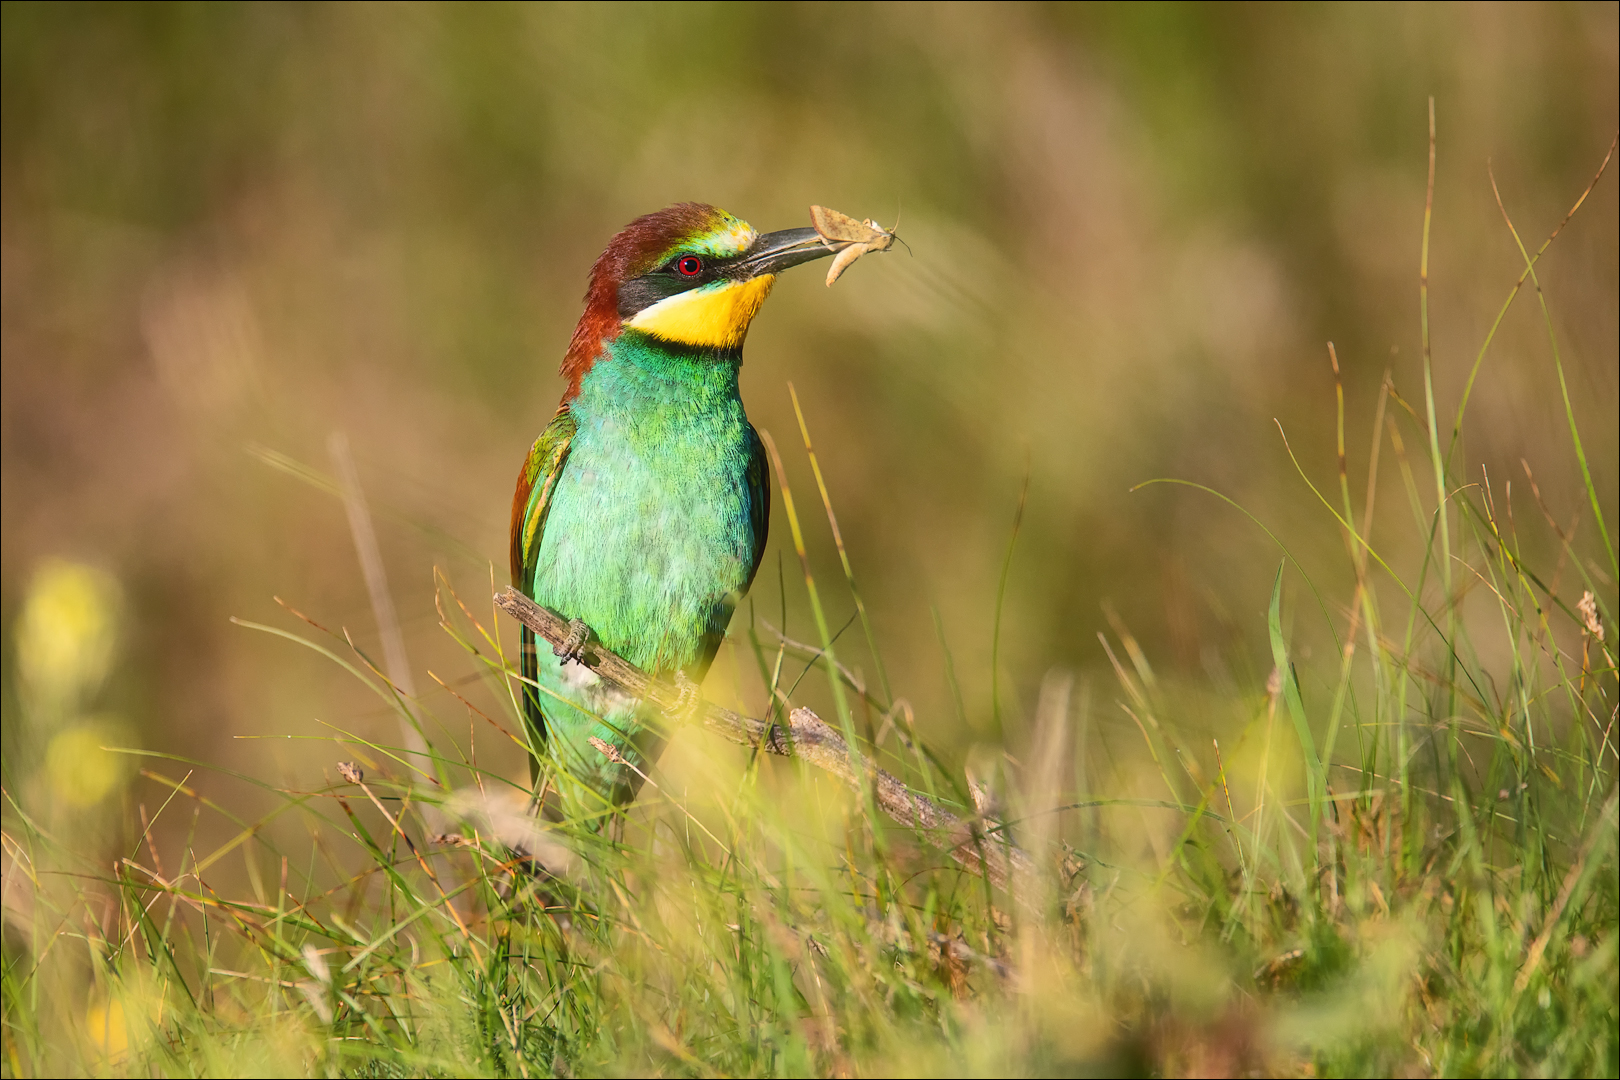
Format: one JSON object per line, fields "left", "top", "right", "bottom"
{"left": 1, "top": 0, "right": 1616, "bottom": 913}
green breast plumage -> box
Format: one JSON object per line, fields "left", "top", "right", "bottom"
{"left": 535, "top": 340, "right": 760, "bottom": 672}
{"left": 513, "top": 330, "right": 769, "bottom": 799}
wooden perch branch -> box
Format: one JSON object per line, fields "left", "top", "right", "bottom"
{"left": 494, "top": 587, "right": 1032, "bottom": 891}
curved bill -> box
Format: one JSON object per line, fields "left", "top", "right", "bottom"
{"left": 731, "top": 227, "right": 837, "bottom": 278}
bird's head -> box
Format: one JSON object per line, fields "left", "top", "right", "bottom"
{"left": 560, "top": 203, "right": 835, "bottom": 396}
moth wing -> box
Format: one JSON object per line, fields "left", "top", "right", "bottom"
{"left": 810, "top": 204, "right": 874, "bottom": 243}
{"left": 824, "top": 244, "right": 865, "bottom": 286}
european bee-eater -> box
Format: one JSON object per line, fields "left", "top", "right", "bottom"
{"left": 511, "top": 203, "right": 845, "bottom": 810}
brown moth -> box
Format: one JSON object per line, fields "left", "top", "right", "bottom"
{"left": 809, "top": 204, "right": 896, "bottom": 286}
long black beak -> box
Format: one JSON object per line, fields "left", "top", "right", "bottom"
{"left": 731, "top": 227, "right": 837, "bottom": 278}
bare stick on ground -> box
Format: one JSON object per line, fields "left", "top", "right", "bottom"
{"left": 495, "top": 587, "right": 1032, "bottom": 891}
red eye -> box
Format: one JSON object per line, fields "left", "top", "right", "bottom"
{"left": 676, "top": 255, "right": 703, "bottom": 277}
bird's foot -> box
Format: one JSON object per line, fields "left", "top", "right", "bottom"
{"left": 673, "top": 671, "right": 703, "bottom": 717}
{"left": 554, "top": 617, "right": 591, "bottom": 664}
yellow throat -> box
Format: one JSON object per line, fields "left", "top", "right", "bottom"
{"left": 626, "top": 275, "right": 778, "bottom": 350}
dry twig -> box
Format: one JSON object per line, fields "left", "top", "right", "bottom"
{"left": 494, "top": 587, "right": 1032, "bottom": 891}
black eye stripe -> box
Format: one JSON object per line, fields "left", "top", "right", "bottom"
{"left": 617, "top": 252, "right": 745, "bottom": 318}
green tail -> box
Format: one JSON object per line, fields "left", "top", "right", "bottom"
{"left": 519, "top": 623, "right": 546, "bottom": 785}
